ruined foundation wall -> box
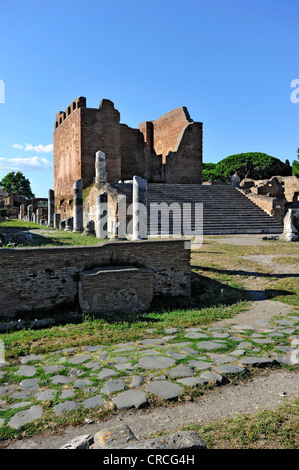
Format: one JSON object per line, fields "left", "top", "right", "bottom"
{"left": 0, "top": 240, "right": 191, "bottom": 319}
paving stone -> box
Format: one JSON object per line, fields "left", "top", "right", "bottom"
{"left": 214, "top": 365, "right": 246, "bottom": 374}
{"left": 229, "top": 349, "right": 246, "bottom": 356}
{"left": 184, "top": 332, "right": 208, "bottom": 339}
{"left": 81, "top": 395, "right": 104, "bottom": 408}
{"left": 115, "top": 363, "right": 134, "bottom": 371}
{"left": 251, "top": 338, "right": 275, "bottom": 344}
{"left": 210, "top": 355, "right": 237, "bottom": 364}
{"left": 168, "top": 352, "right": 186, "bottom": 360}
{"left": 196, "top": 341, "right": 228, "bottom": 351}
{"left": 274, "top": 320, "right": 295, "bottom": 326}
{"left": 140, "top": 349, "right": 160, "bottom": 355}
{"left": 212, "top": 333, "right": 230, "bottom": 338}
{"left": 85, "top": 361, "right": 101, "bottom": 370}
{"left": 93, "top": 424, "right": 138, "bottom": 449}
{"left": 101, "top": 379, "right": 126, "bottom": 394}
{"left": 238, "top": 342, "right": 253, "bottom": 349}
{"left": 275, "top": 355, "right": 294, "bottom": 366}
{"left": 268, "top": 332, "right": 285, "bottom": 338}
{"left": 187, "top": 360, "right": 212, "bottom": 370}
{"left": 35, "top": 389, "right": 56, "bottom": 401}
{"left": 164, "top": 328, "right": 178, "bottom": 334}
{"left": 10, "top": 401, "right": 32, "bottom": 409}
{"left": 53, "top": 401, "right": 80, "bottom": 416}
{"left": 139, "top": 339, "right": 165, "bottom": 346}
{"left": 0, "top": 386, "right": 8, "bottom": 396}
{"left": 74, "top": 379, "right": 93, "bottom": 388}
{"left": 180, "top": 347, "right": 198, "bottom": 355}
{"left": 20, "top": 355, "right": 43, "bottom": 364}
{"left": 111, "top": 356, "right": 132, "bottom": 364}
{"left": 98, "top": 354, "right": 109, "bottom": 361}
{"left": 240, "top": 357, "right": 277, "bottom": 367}
{"left": 7, "top": 405, "right": 43, "bottom": 429}
{"left": 145, "top": 328, "right": 156, "bottom": 333}
{"left": 136, "top": 356, "right": 175, "bottom": 370}
{"left": 16, "top": 365, "right": 37, "bottom": 377}
{"left": 97, "top": 368, "right": 120, "bottom": 380}
{"left": 9, "top": 391, "right": 31, "bottom": 400}
{"left": 43, "top": 365, "right": 64, "bottom": 374}
{"left": 68, "top": 367, "right": 85, "bottom": 378}
{"left": 167, "top": 365, "right": 194, "bottom": 378}
{"left": 130, "top": 376, "right": 144, "bottom": 388}
{"left": 229, "top": 336, "right": 243, "bottom": 342}
{"left": 112, "top": 390, "right": 147, "bottom": 410}
{"left": 276, "top": 346, "right": 292, "bottom": 353}
{"left": 162, "top": 335, "right": 176, "bottom": 341}
{"left": 154, "top": 375, "right": 166, "bottom": 380}
{"left": 68, "top": 354, "right": 91, "bottom": 365}
{"left": 60, "top": 390, "right": 75, "bottom": 399}
{"left": 146, "top": 380, "right": 183, "bottom": 400}
{"left": 0, "top": 418, "right": 4, "bottom": 427}
{"left": 20, "top": 378, "right": 40, "bottom": 390}
{"left": 176, "top": 377, "right": 208, "bottom": 387}
{"left": 50, "top": 375, "right": 72, "bottom": 385}
{"left": 232, "top": 324, "right": 254, "bottom": 330}
{"left": 200, "top": 371, "right": 223, "bottom": 384}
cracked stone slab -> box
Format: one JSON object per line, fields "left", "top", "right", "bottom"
{"left": 42, "top": 365, "right": 64, "bottom": 374}
{"left": 50, "top": 375, "right": 72, "bottom": 385}
{"left": 196, "top": 341, "right": 228, "bottom": 351}
{"left": 35, "top": 389, "right": 56, "bottom": 401}
{"left": 7, "top": 405, "right": 43, "bottom": 429}
{"left": 68, "top": 354, "right": 92, "bottom": 365}
{"left": 16, "top": 365, "right": 37, "bottom": 377}
{"left": 167, "top": 365, "right": 194, "bottom": 378}
{"left": 101, "top": 379, "right": 126, "bottom": 394}
{"left": 20, "top": 355, "right": 43, "bottom": 364}
{"left": 146, "top": 380, "right": 183, "bottom": 400}
{"left": 73, "top": 379, "right": 93, "bottom": 388}
{"left": 112, "top": 390, "right": 147, "bottom": 410}
{"left": 0, "top": 386, "right": 8, "bottom": 396}
{"left": 176, "top": 377, "right": 208, "bottom": 387}
{"left": 187, "top": 360, "right": 212, "bottom": 370}
{"left": 93, "top": 424, "right": 138, "bottom": 449}
{"left": 130, "top": 376, "right": 144, "bottom": 388}
{"left": 200, "top": 371, "right": 223, "bottom": 384}
{"left": 53, "top": 401, "right": 80, "bottom": 416}
{"left": 184, "top": 332, "right": 208, "bottom": 339}
{"left": 213, "top": 365, "right": 246, "bottom": 374}
{"left": 60, "top": 390, "right": 75, "bottom": 399}
{"left": 136, "top": 356, "right": 175, "bottom": 370}
{"left": 240, "top": 357, "right": 277, "bottom": 367}
{"left": 10, "top": 401, "right": 32, "bottom": 409}
{"left": 97, "top": 368, "right": 120, "bottom": 380}
{"left": 82, "top": 395, "right": 104, "bottom": 408}
{"left": 20, "top": 378, "right": 40, "bottom": 390}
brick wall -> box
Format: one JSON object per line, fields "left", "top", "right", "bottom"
{"left": 0, "top": 240, "right": 191, "bottom": 320}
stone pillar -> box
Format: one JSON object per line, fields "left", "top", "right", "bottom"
{"left": 32, "top": 212, "right": 36, "bottom": 223}
{"left": 64, "top": 216, "right": 73, "bottom": 232}
{"left": 83, "top": 220, "right": 96, "bottom": 236}
{"left": 36, "top": 208, "right": 42, "bottom": 225}
{"left": 20, "top": 204, "right": 25, "bottom": 220}
{"left": 59, "top": 219, "right": 66, "bottom": 230}
{"left": 132, "top": 176, "right": 148, "bottom": 240}
{"left": 95, "top": 151, "right": 107, "bottom": 184}
{"left": 54, "top": 213, "right": 61, "bottom": 229}
{"left": 283, "top": 209, "right": 299, "bottom": 241}
{"left": 27, "top": 205, "right": 33, "bottom": 222}
{"left": 231, "top": 173, "right": 240, "bottom": 187}
{"left": 95, "top": 192, "right": 108, "bottom": 239}
{"left": 73, "top": 179, "right": 83, "bottom": 232}
{"left": 48, "top": 189, "right": 55, "bottom": 227}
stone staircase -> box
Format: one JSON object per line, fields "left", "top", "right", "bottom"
{"left": 112, "top": 183, "right": 284, "bottom": 235}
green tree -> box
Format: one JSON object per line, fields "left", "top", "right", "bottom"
{"left": 292, "top": 149, "right": 299, "bottom": 176}
{"left": 202, "top": 153, "right": 292, "bottom": 182}
{"left": 0, "top": 171, "right": 35, "bottom": 198}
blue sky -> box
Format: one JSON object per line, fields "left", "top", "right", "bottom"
{"left": 0, "top": 0, "right": 298, "bottom": 198}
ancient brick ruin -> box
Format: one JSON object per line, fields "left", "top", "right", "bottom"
{"left": 54, "top": 97, "right": 203, "bottom": 216}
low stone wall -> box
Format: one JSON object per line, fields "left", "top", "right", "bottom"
{"left": 0, "top": 240, "right": 191, "bottom": 320}
{"left": 238, "top": 189, "right": 285, "bottom": 223}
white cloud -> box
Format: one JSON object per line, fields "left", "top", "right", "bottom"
{"left": 0, "top": 156, "right": 53, "bottom": 172}
{"left": 24, "top": 143, "right": 53, "bottom": 153}
{"left": 12, "top": 143, "right": 53, "bottom": 153}
{"left": 12, "top": 144, "right": 24, "bottom": 149}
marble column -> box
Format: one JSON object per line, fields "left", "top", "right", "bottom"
{"left": 95, "top": 192, "right": 108, "bottom": 239}
{"left": 73, "top": 179, "right": 83, "bottom": 232}
{"left": 95, "top": 150, "right": 107, "bottom": 184}
{"left": 48, "top": 189, "right": 55, "bottom": 227}
{"left": 132, "top": 176, "right": 148, "bottom": 240}
{"left": 36, "top": 208, "right": 42, "bottom": 225}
